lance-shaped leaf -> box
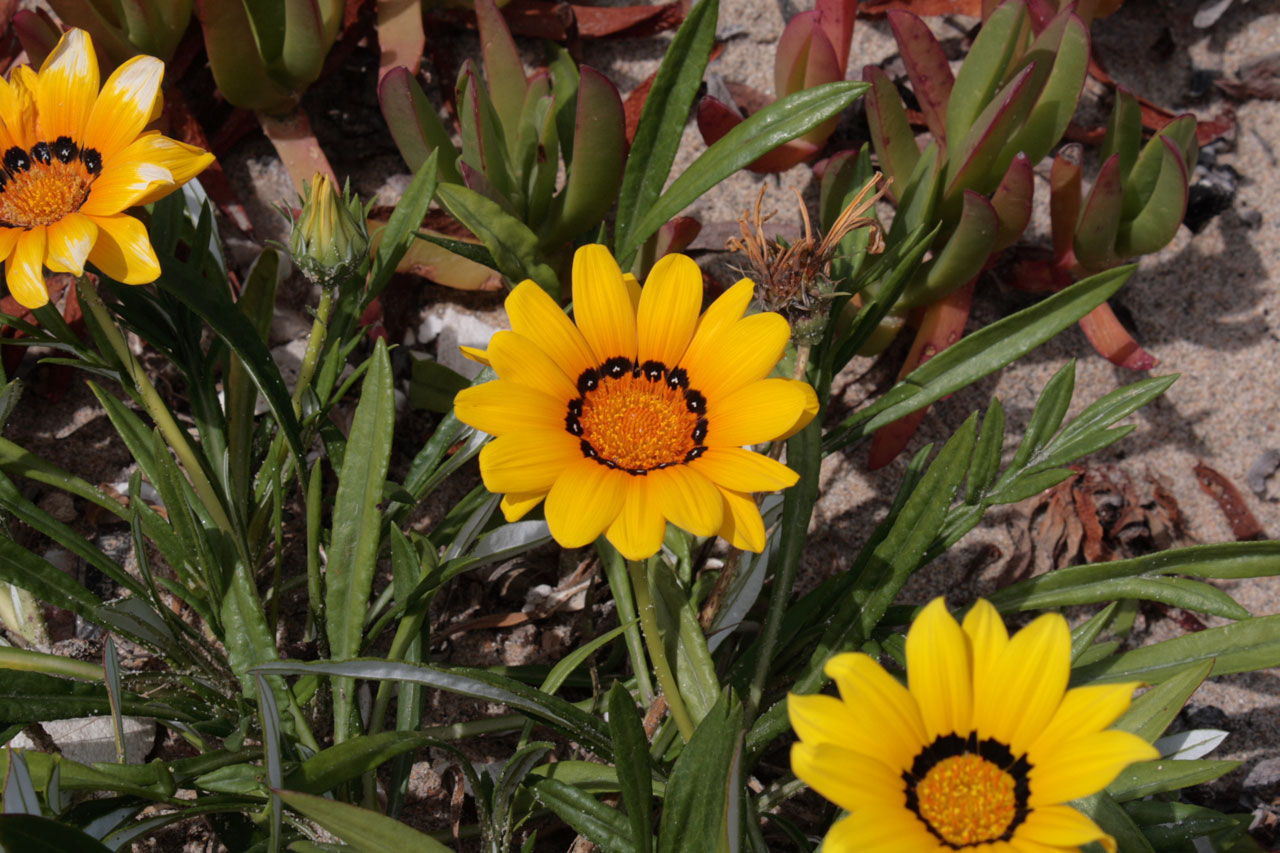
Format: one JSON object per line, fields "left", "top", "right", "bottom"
{"left": 1078, "top": 302, "right": 1159, "bottom": 370}
{"left": 947, "top": 0, "right": 1028, "bottom": 147}
{"left": 475, "top": 0, "right": 528, "bottom": 155}
{"left": 515, "top": 71, "right": 558, "bottom": 220}
{"left": 197, "top": 0, "right": 297, "bottom": 113}
{"left": 1121, "top": 116, "right": 1196, "bottom": 221}
{"left": 1073, "top": 153, "right": 1123, "bottom": 271}
{"left": 1115, "top": 136, "right": 1189, "bottom": 258}
{"left": 539, "top": 67, "right": 626, "bottom": 249}
{"left": 458, "top": 61, "right": 514, "bottom": 199}
{"left": 1101, "top": 87, "right": 1142, "bottom": 180}
{"left": 1000, "top": 11, "right": 1089, "bottom": 169}
{"left": 816, "top": 0, "right": 857, "bottom": 74}
{"left": 905, "top": 190, "right": 997, "bottom": 306}
{"left": 378, "top": 67, "right": 463, "bottom": 184}
{"left": 991, "top": 152, "right": 1033, "bottom": 252}
{"left": 888, "top": 10, "right": 952, "bottom": 145}
{"left": 887, "top": 141, "right": 942, "bottom": 244}
{"left": 280, "top": 0, "right": 342, "bottom": 89}
{"left": 863, "top": 65, "right": 920, "bottom": 198}
{"left": 695, "top": 97, "right": 824, "bottom": 174}
{"left": 945, "top": 61, "right": 1039, "bottom": 198}
{"left": 869, "top": 278, "right": 976, "bottom": 469}
{"left": 1050, "top": 145, "right": 1081, "bottom": 262}
{"left": 437, "top": 183, "right": 561, "bottom": 293}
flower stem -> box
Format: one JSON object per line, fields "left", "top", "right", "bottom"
{"left": 291, "top": 286, "right": 334, "bottom": 415}
{"left": 626, "top": 559, "right": 695, "bottom": 742}
{"left": 77, "top": 277, "right": 234, "bottom": 536}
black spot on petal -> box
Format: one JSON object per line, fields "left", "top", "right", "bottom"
{"left": 577, "top": 368, "right": 599, "bottom": 394}
{"left": 53, "top": 136, "right": 77, "bottom": 164}
{"left": 603, "top": 356, "right": 632, "bottom": 379}
{"left": 80, "top": 147, "right": 102, "bottom": 175}
{"left": 666, "top": 367, "right": 689, "bottom": 389}
{"left": 4, "top": 147, "right": 30, "bottom": 173}
{"left": 30, "top": 142, "right": 51, "bottom": 165}
{"left": 640, "top": 360, "right": 666, "bottom": 382}
{"left": 684, "top": 389, "right": 706, "bottom": 414}
{"left": 692, "top": 418, "right": 708, "bottom": 443}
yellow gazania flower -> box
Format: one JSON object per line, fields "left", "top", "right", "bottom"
{"left": 454, "top": 244, "right": 818, "bottom": 560}
{"left": 790, "top": 599, "right": 1160, "bottom": 853}
{"left": 0, "top": 28, "right": 214, "bottom": 309}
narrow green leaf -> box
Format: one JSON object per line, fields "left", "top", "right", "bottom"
{"left": 370, "top": 152, "right": 441, "bottom": 299}
{"left": 615, "top": 0, "right": 718, "bottom": 252}
{"left": 1035, "top": 373, "right": 1177, "bottom": 470}
{"left": 1122, "top": 800, "right": 1239, "bottom": 848}
{"left": 277, "top": 790, "right": 454, "bottom": 852}
{"left": 435, "top": 182, "right": 560, "bottom": 293}
{"left": 1072, "top": 792, "right": 1157, "bottom": 853}
{"left": 1006, "top": 361, "right": 1075, "bottom": 472}
{"left": 607, "top": 683, "right": 655, "bottom": 853}
{"left": 658, "top": 692, "right": 742, "bottom": 853}
{"left": 0, "top": 815, "right": 113, "bottom": 852}
{"left": 1069, "top": 602, "right": 1116, "bottom": 663}
{"left": 1113, "top": 660, "right": 1213, "bottom": 743}
{"left": 992, "top": 576, "right": 1249, "bottom": 621}
{"left": 620, "top": 81, "right": 868, "bottom": 265}
{"left": 963, "top": 397, "right": 1004, "bottom": 504}
{"left": 1107, "top": 759, "right": 1239, "bottom": 802}
{"left": 532, "top": 777, "right": 635, "bottom": 853}
{"left": 326, "top": 340, "right": 395, "bottom": 740}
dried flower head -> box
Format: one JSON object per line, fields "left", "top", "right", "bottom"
{"left": 727, "top": 174, "right": 888, "bottom": 347}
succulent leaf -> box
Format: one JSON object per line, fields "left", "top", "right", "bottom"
{"left": 198, "top": 0, "right": 298, "bottom": 113}
{"left": 776, "top": 11, "right": 820, "bottom": 98}
{"left": 1000, "top": 12, "right": 1089, "bottom": 169}
{"left": 376, "top": 0, "right": 427, "bottom": 79}
{"left": 1049, "top": 145, "right": 1082, "bottom": 263}
{"left": 907, "top": 190, "right": 998, "bottom": 306}
{"left": 944, "top": 61, "right": 1039, "bottom": 198}
{"left": 280, "top": 0, "right": 343, "bottom": 88}
{"left": 1101, "top": 88, "right": 1142, "bottom": 181}
{"left": 946, "top": 0, "right": 1028, "bottom": 149}
{"left": 1073, "top": 153, "right": 1124, "bottom": 271}
{"left": 888, "top": 142, "right": 942, "bottom": 244}
{"left": 458, "top": 61, "right": 515, "bottom": 200}
{"left": 547, "top": 44, "right": 580, "bottom": 164}
{"left": 474, "top": 0, "right": 528, "bottom": 155}
{"left": 863, "top": 65, "right": 921, "bottom": 199}
{"left": 1078, "top": 302, "right": 1159, "bottom": 370}
{"left": 1121, "top": 115, "right": 1195, "bottom": 220}
{"left": 1115, "top": 136, "right": 1189, "bottom": 258}
{"left": 990, "top": 152, "right": 1033, "bottom": 252}
{"left": 816, "top": 0, "right": 857, "bottom": 73}
{"left": 888, "top": 10, "right": 954, "bottom": 146}
{"left": 379, "top": 67, "right": 463, "bottom": 184}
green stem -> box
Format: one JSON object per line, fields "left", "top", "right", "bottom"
{"left": 627, "top": 559, "right": 695, "bottom": 742}
{"left": 291, "top": 287, "right": 334, "bottom": 415}
{"left": 77, "top": 278, "right": 234, "bottom": 536}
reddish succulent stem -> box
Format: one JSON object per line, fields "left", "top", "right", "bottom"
{"left": 868, "top": 278, "right": 976, "bottom": 470}
{"left": 1077, "top": 302, "right": 1159, "bottom": 370}
{"left": 258, "top": 109, "right": 337, "bottom": 194}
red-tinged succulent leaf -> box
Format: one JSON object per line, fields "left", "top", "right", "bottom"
{"left": 1009, "top": 255, "right": 1071, "bottom": 293}
{"left": 746, "top": 138, "right": 824, "bottom": 173}
{"left": 1121, "top": 116, "right": 1194, "bottom": 220}
{"left": 457, "top": 60, "right": 515, "bottom": 198}
{"left": 776, "top": 11, "right": 818, "bottom": 97}
{"left": 1023, "top": 0, "right": 1056, "bottom": 31}
{"left": 1101, "top": 87, "right": 1142, "bottom": 180}
{"left": 256, "top": 108, "right": 336, "bottom": 193}
{"left": 1001, "top": 12, "right": 1089, "bottom": 168}
{"left": 1078, "top": 302, "right": 1158, "bottom": 370}
{"left": 1087, "top": 56, "right": 1232, "bottom": 147}
{"left": 816, "top": 0, "right": 857, "bottom": 74}
{"left": 1049, "top": 145, "right": 1081, "bottom": 263}
{"left": 888, "top": 9, "right": 953, "bottom": 146}
{"left": 656, "top": 216, "right": 702, "bottom": 256}
{"left": 907, "top": 190, "right": 997, "bottom": 306}
{"left": 573, "top": 3, "right": 685, "bottom": 38}
{"left": 380, "top": 67, "right": 463, "bottom": 183}
{"left": 483, "top": 0, "right": 573, "bottom": 40}
{"left": 990, "top": 152, "right": 1032, "bottom": 252}
{"left": 946, "top": 0, "right": 1026, "bottom": 147}
{"left": 863, "top": 65, "right": 920, "bottom": 200}
{"left": 1073, "top": 153, "right": 1123, "bottom": 271}
{"left": 862, "top": 0, "right": 982, "bottom": 16}
{"left": 869, "top": 277, "right": 976, "bottom": 470}
{"left": 376, "top": 0, "right": 425, "bottom": 80}
{"left": 539, "top": 66, "right": 626, "bottom": 247}
{"left": 475, "top": 0, "right": 527, "bottom": 138}
{"left": 795, "top": 28, "right": 843, "bottom": 146}
{"left": 1115, "top": 136, "right": 1188, "bottom": 258}
{"left": 696, "top": 95, "right": 744, "bottom": 147}
{"left": 13, "top": 8, "right": 62, "bottom": 67}
{"left": 368, "top": 220, "right": 505, "bottom": 291}
{"left": 198, "top": 0, "right": 298, "bottom": 113}
{"left": 280, "top": 0, "right": 340, "bottom": 88}
{"left": 944, "top": 62, "right": 1039, "bottom": 198}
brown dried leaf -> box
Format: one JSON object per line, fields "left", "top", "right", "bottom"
{"left": 1193, "top": 461, "right": 1266, "bottom": 541}
{"left": 1217, "top": 53, "right": 1280, "bottom": 101}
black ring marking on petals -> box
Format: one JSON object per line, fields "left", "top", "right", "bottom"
{"left": 579, "top": 440, "right": 598, "bottom": 460}
{"left": 29, "top": 142, "right": 51, "bottom": 165}
{"left": 684, "top": 446, "right": 706, "bottom": 462}
{"left": 564, "top": 413, "right": 583, "bottom": 436}
{"left": 80, "top": 148, "right": 102, "bottom": 175}
{"left": 684, "top": 389, "right": 707, "bottom": 414}
{"left": 603, "top": 356, "right": 632, "bottom": 379}
{"left": 665, "top": 367, "right": 689, "bottom": 389}
{"left": 3, "top": 147, "right": 29, "bottom": 173}
{"left": 692, "top": 418, "right": 708, "bottom": 443}
{"left": 53, "top": 137, "right": 77, "bottom": 164}
{"left": 567, "top": 397, "right": 584, "bottom": 417}
{"left": 577, "top": 368, "right": 599, "bottom": 394}
{"left": 640, "top": 360, "right": 666, "bottom": 382}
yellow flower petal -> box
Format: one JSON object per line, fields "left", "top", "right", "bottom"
{"left": 681, "top": 312, "right": 791, "bottom": 401}
{"left": 454, "top": 379, "right": 565, "bottom": 436}
{"left": 478, "top": 429, "right": 580, "bottom": 495}
{"left": 572, "top": 244, "right": 635, "bottom": 363}
{"left": 128, "top": 136, "right": 215, "bottom": 206}
{"left": 965, "top": 599, "right": 1010, "bottom": 744}
{"left": 83, "top": 55, "right": 165, "bottom": 163}
{"left": 85, "top": 213, "right": 160, "bottom": 284}
{"left": 775, "top": 378, "right": 819, "bottom": 439}
{"left": 605, "top": 480, "right": 667, "bottom": 560}
{"left": 500, "top": 491, "right": 546, "bottom": 522}
{"left": 705, "top": 378, "right": 805, "bottom": 447}
{"left": 690, "top": 446, "right": 798, "bottom": 493}
{"left": 35, "top": 29, "right": 99, "bottom": 143}
{"left": 1028, "top": 682, "right": 1141, "bottom": 761}
{"left": 459, "top": 345, "right": 491, "bottom": 366}
{"left": 979, "top": 612, "right": 1070, "bottom": 755}
{"left": 636, "top": 253, "right": 702, "bottom": 367}
{"left": 506, "top": 280, "right": 596, "bottom": 382}
{"left": 5, "top": 226, "right": 48, "bottom": 309}
{"left": 684, "top": 277, "right": 754, "bottom": 359}
{"left": 544, "top": 458, "right": 628, "bottom": 548}
{"left": 824, "top": 652, "right": 928, "bottom": 771}
{"left": 790, "top": 741, "right": 905, "bottom": 815}
{"left": 486, "top": 330, "right": 578, "bottom": 403}
{"left": 81, "top": 134, "right": 180, "bottom": 216}
{"left": 716, "top": 485, "right": 766, "bottom": 552}
{"left": 44, "top": 212, "right": 98, "bottom": 276}
{"left": 0, "top": 226, "right": 22, "bottom": 268}
{"left": 819, "top": 805, "right": 942, "bottom": 853}
{"left": 788, "top": 692, "right": 856, "bottom": 746}
{"left": 622, "top": 271, "right": 641, "bottom": 313}
{"left": 906, "top": 598, "right": 973, "bottom": 741}
{"left": 0, "top": 76, "right": 33, "bottom": 150}
{"left": 1015, "top": 804, "right": 1111, "bottom": 849}
{"left": 1028, "top": 729, "right": 1158, "bottom": 806}
{"left": 648, "top": 464, "right": 723, "bottom": 538}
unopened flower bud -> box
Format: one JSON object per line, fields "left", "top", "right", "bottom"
{"left": 289, "top": 173, "right": 370, "bottom": 288}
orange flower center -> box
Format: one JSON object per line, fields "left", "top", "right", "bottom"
{"left": 905, "top": 734, "right": 1031, "bottom": 848}
{"left": 0, "top": 138, "right": 100, "bottom": 228}
{"left": 916, "top": 754, "right": 1016, "bottom": 845}
{"left": 566, "top": 357, "right": 707, "bottom": 475}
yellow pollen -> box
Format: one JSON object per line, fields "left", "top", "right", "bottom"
{"left": 0, "top": 161, "right": 93, "bottom": 228}
{"left": 915, "top": 753, "right": 1017, "bottom": 846}
{"left": 578, "top": 373, "right": 700, "bottom": 471}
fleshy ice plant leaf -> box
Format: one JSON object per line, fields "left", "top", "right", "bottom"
{"left": 863, "top": 65, "right": 920, "bottom": 199}
{"left": 44, "top": 0, "right": 193, "bottom": 66}
{"left": 1073, "top": 153, "right": 1124, "bottom": 270}
{"left": 887, "top": 9, "right": 953, "bottom": 145}
{"left": 378, "top": 67, "right": 464, "bottom": 184}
